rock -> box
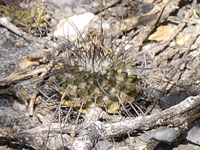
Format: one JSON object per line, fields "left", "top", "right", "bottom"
{"left": 46, "top": 0, "right": 98, "bottom": 19}
{"left": 48, "top": 134, "right": 70, "bottom": 149}
{"left": 160, "top": 92, "right": 197, "bottom": 110}
{"left": 53, "top": 12, "right": 97, "bottom": 41}
{"left": 46, "top": 0, "right": 89, "bottom": 9}
{"left": 172, "top": 143, "right": 200, "bottom": 150}
{"left": 0, "top": 27, "right": 38, "bottom": 79}
{"left": 139, "top": 3, "right": 154, "bottom": 14}
{"left": 96, "top": 140, "right": 113, "bottom": 150}
{"left": 195, "top": 4, "right": 200, "bottom": 17}
{"left": 125, "top": 136, "right": 159, "bottom": 150}
{"left": 150, "top": 104, "right": 162, "bottom": 114}
{"left": 141, "top": 127, "right": 180, "bottom": 142}
{"left": 182, "top": 25, "right": 197, "bottom": 33}
{"left": 12, "top": 101, "right": 27, "bottom": 112}
{"left": 186, "top": 126, "right": 200, "bottom": 145}
{"left": 0, "top": 98, "right": 39, "bottom": 130}
{"left": 110, "top": 146, "right": 131, "bottom": 150}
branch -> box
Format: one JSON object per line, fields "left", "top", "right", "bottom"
{"left": 72, "top": 94, "right": 200, "bottom": 150}
{"left": 98, "top": 94, "right": 200, "bottom": 137}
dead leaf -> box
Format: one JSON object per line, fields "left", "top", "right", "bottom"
{"left": 193, "top": 10, "right": 199, "bottom": 19}
{"left": 29, "top": 91, "right": 38, "bottom": 116}
{"left": 113, "top": 17, "right": 139, "bottom": 33}
{"left": 107, "top": 102, "right": 120, "bottom": 114}
{"left": 148, "top": 25, "right": 174, "bottom": 41}
{"left": 19, "top": 58, "right": 39, "bottom": 70}
{"left": 143, "top": 0, "right": 155, "bottom": 3}
{"left": 0, "top": 67, "right": 48, "bottom": 86}
{"left": 175, "top": 33, "right": 192, "bottom": 46}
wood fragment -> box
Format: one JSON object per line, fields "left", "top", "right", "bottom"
{"left": 98, "top": 95, "right": 200, "bottom": 137}
{"left": 29, "top": 91, "right": 38, "bottom": 116}
{"left": 0, "top": 17, "right": 23, "bottom": 36}
{"left": 1, "top": 91, "right": 199, "bottom": 149}
{"left": 71, "top": 94, "right": 200, "bottom": 150}
{"left": 0, "top": 67, "right": 48, "bottom": 86}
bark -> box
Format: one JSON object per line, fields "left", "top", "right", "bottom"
{"left": 1, "top": 94, "right": 199, "bottom": 149}
{"left": 71, "top": 94, "right": 200, "bottom": 150}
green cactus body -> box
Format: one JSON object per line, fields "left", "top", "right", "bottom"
{"left": 1, "top": 1, "right": 50, "bottom": 35}
{"left": 60, "top": 51, "right": 141, "bottom": 114}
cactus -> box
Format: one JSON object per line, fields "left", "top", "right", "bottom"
{"left": 0, "top": 0, "right": 50, "bottom": 35}
{"left": 59, "top": 49, "right": 141, "bottom": 114}
{"left": 55, "top": 27, "right": 141, "bottom": 114}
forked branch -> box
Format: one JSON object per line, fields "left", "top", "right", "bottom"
{"left": 72, "top": 94, "right": 200, "bottom": 150}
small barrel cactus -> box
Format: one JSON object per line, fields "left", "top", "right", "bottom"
{"left": 59, "top": 50, "right": 141, "bottom": 114}
{"left": 0, "top": 0, "right": 50, "bottom": 35}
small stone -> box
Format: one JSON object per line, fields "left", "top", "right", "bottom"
{"left": 54, "top": 12, "right": 96, "bottom": 41}
{"left": 183, "top": 25, "right": 197, "bottom": 33}
{"left": 12, "top": 101, "right": 27, "bottom": 112}
{"left": 96, "top": 140, "right": 113, "bottom": 150}
{"left": 48, "top": 134, "right": 70, "bottom": 149}
{"left": 160, "top": 92, "right": 196, "bottom": 109}
{"left": 186, "top": 126, "right": 200, "bottom": 145}
{"left": 150, "top": 104, "right": 162, "bottom": 115}
{"left": 173, "top": 143, "right": 200, "bottom": 150}
{"left": 141, "top": 127, "right": 180, "bottom": 142}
